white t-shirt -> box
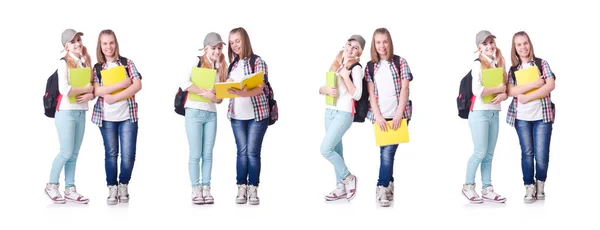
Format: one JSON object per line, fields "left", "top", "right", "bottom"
{"left": 471, "top": 55, "right": 502, "bottom": 111}
{"left": 326, "top": 63, "right": 364, "bottom": 113}
{"left": 103, "top": 61, "right": 130, "bottom": 122}
{"left": 374, "top": 60, "right": 398, "bottom": 118}
{"left": 57, "top": 52, "right": 89, "bottom": 111}
{"left": 180, "top": 57, "right": 221, "bottom": 112}
{"left": 230, "top": 62, "right": 255, "bottom": 120}
{"left": 516, "top": 62, "right": 543, "bottom": 121}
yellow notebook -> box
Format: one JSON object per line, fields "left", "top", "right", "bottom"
{"left": 326, "top": 72, "right": 337, "bottom": 105}
{"left": 188, "top": 67, "right": 216, "bottom": 102}
{"left": 481, "top": 67, "right": 504, "bottom": 104}
{"left": 515, "top": 66, "right": 540, "bottom": 95}
{"left": 373, "top": 119, "right": 409, "bottom": 146}
{"left": 68, "top": 68, "right": 92, "bottom": 103}
{"left": 100, "top": 65, "right": 128, "bottom": 95}
{"left": 215, "top": 71, "right": 265, "bottom": 99}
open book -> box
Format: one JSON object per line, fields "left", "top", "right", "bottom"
{"left": 215, "top": 71, "right": 264, "bottom": 99}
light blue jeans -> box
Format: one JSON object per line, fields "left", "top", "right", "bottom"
{"left": 49, "top": 110, "right": 86, "bottom": 189}
{"left": 465, "top": 110, "right": 499, "bottom": 188}
{"left": 320, "top": 109, "right": 354, "bottom": 183}
{"left": 185, "top": 108, "right": 217, "bottom": 186}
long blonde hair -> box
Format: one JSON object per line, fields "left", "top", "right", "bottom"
{"left": 478, "top": 38, "right": 507, "bottom": 82}
{"left": 64, "top": 44, "right": 92, "bottom": 70}
{"left": 200, "top": 50, "right": 228, "bottom": 82}
{"left": 510, "top": 31, "right": 536, "bottom": 68}
{"left": 228, "top": 27, "right": 254, "bottom": 63}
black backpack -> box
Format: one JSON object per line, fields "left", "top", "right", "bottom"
{"left": 227, "top": 54, "right": 278, "bottom": 126}
{"left": 43, "top": 58, "right": 66, "bottom": 118}
{"left": 456, "top": 59, "right": 481, "bottom": 119}
{"left": 365, "top": 55, "right": 412, "bottom": 122}
{"left": 174, "top": 56, "right": 202, "bottom": 116}
{"left": 346, "top": 62, "right": 369, "bottom": 123}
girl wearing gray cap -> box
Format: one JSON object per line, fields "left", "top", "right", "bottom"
{"left": 226, "top": 27, "right": 271, "bottom": 205}
{"left": 506, "top": 31, "right": 556, "bottom": 203}
{"left": 180, "top": 32, "right": 227, "bottom": 204}
{"left": 318, "top": 35, "right": 365, "bottom": 202}
{"left": 44, "top": 29, "right": 94, "bottom": 204}
{"left": 364, "top": 28, "right": 413, "bottom": 207}
{"left": 91, "top": 29, "right": 143, "bottom": 205}
{"left": 461, "top": 30, "right": 508, "bottom": 204}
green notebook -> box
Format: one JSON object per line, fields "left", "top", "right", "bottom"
{"left": 481, "top": 67, "right": 504, "bottom": 104}
{"left": 68, "top": 67, "right": 91, "bottom": 103}
{"left": 188, "top": 67, "right": 217, "bottom": 102}
{"left": 326, "top": 72, "right": 337, "bottom": 105}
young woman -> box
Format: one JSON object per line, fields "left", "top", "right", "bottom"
{"left": 44, "top": 29, "right": 94, "bottom": 204}
{"left": 364, "top": 28, "right": 413, "bottom": 207}
{"left": 461, "top": 30, "right": 508, "bottom": 204}
{"left": 226, "top": 27, "right": 271, "bottom": 205}
{"left": 180, "top": 32, "right": 226, "bottom": 204}
{"left": 92, "top": 29, "right": 143, "bottom": 205}
{"left": 318, "top": 35, "right": 364, "bottom": 202}
{"left": 506, "top": 31, "right": 556, "bottom": 203}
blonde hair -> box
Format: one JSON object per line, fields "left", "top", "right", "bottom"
{"left": 96, "top": 29, "right": 121, "bottom": 64}
{"left": 200, "top": 47, "right": 228, "bottom": 82}
{"left": 510, "top": 31, "right": 536, "bottom": 68}
{"left": 228, "top": 27, "right": 254, "bottom": 63}
{"left": 329, "top": 45, "right": 363, "bottom": 72}
{"left": 63, "top": 36, "right": 92, "bottom": 69}
{"left": 478, "top": 37, "right": 507, "bottom": 83}
{"left": 370, "top": 28, "right": 394, "bottom": 63}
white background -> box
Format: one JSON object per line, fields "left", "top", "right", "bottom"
{"left": 1, "top": 0, "right": 598, "bottom": 229}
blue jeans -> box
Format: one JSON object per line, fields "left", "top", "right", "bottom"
{"left": 231, "top": 117, "right": 269, "bottom": 186}
{"left": 49, "top": 110, "right": 86, "bottom": 189}
{"left": 185, "top": 108, "right": 217, "bottom": 186}
{"left": 320, "top": 109, "right": 353, "bottom": 183}
{"left": 515, "top": 119, "right": 552, "bottom": 185}
{"left": 465, "top": 110, "right": 499, "bottom": 188}
{"left": 99, "top": 120, "right": 139, "bottom": 186}
{"left": 378, "top": 144, "right": 398, "bottom": 187}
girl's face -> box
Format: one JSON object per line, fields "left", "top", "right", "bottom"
{"left": 374, "top": 33, "right": 389, "bottom": 57}
{"left": 229, "top": 32, "right": 242, "bottom": 55}
{"left": 513, "top": 35, "right": 531, "bottom": 59}
{"left": 205, "top": 43, "right": 224, "bottom": 62}
{"left": 100, "top": 34, "right": 116, "bottom": 59}
{"left": 66, "top": 35, "right": 83, "bottom": 54}
{"left": 344, "top": 40, "right": 361, "bottom": 59}
{"left": 479, "top": 37, "right": 497, "bottom": 58}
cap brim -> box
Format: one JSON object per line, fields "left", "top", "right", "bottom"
{"left": 199, "top": 42, "right": 226, "bottom": 50}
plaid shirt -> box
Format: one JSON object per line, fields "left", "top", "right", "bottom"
{"left": 91, "top": 59, "right": 142, "bottom": 127}
{"left": 227, "top": 56, "right": 270, "bottom": 121}
{"left": 506, "top": 58, "right": 555, "bottom": 126}
{"left": 365, "top": 55, "right": 413, "bottom": 123}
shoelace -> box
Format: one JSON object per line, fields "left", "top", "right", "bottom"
{"left": 237, "top": 186, "right": 246, "bottom": 196}
{"left": 377, "top": 187, "right": 388, "bottom": 200}
{"left": 109, "top": 187, "right": 118, "bottom": 197}
{"left": 194, "top": 187, "right": 203, "bottom": 197}
{"left": 203, "top": 188, "right": 211, "bottom": 197}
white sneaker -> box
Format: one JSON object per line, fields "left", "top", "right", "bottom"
{"left": 462, "top": 184, "right": 483, "bottom": 204}
{"left": 524, "top": 184, "right": 536, "bottom": 203}
{"left": 481, "top": 186, "right": 506, "bottom": 203}
{"left": 202, "top": 186, "right": 214, "bottom": 204}
{"left": 107, "top": 185, "right": 118, "bottom": 205}
{"left": 236, "top": 184, "right": 247, "bottom": 204}
{"left": 248, "top": 185, "right": 260, "bottom": 205}
{"left": 118, "top": 183, "right": 129, "bottom": 203}
{"left": 536, "top": 180, "right": 545, "bottom": 200}
{"left": 45, "top": 183, "right": 66, "bottom": 204}
{"left": 192, "top": 186, "right": 204, "bottom": 204}
{"left": 64, "top": 186, "right": 89, "bottom": 204}
{"left": 342, "top": 174, "right": 357, "bottom": 201}
{"left": 386, "top": 182, "right": 394, "bottom": 201}
{"left": 325, "top": 183, "right": 347, "bottom": 201}
{"left": 376, "top": 186, "right": 391, "bottom": 207}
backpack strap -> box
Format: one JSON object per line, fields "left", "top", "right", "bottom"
{"left": 366, "top": 61, "right": 375, "bottom": 80}
{"left": 197, "top": 56, "right": 202, "bottom": 68}
{"left": 94, "top": 63, "right": 103, "bottom": 81}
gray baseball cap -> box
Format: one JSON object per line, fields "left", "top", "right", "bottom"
{"left": 475, "top": 30, "right": 496, "bottom": 46}
{"left": 200, "top": 32, "right": 226, "bottom": 50}
{"left": 348, "top": 35, "right": 366, "bottom": 50}
{"left": 61, "top": 29, "right": 83, "bottom": 47}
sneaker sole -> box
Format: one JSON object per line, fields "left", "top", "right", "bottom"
{"left": 483, "top": 198, "right": 506, "bottom": 203}
{"left": 249, "top": 200, "right": 259, "bottom": 205}
{"left": 204, "top": 199, "right": 214, "bottom": 204}
{"left": 45, "top": 190, "right": 66, "bottom": 204}
{"left": 325, "top": 194, "right": 347, "bottom": 201}
{"left": 119, "top": 198, "right": 129, "bottom": 203}
{"left": 236, "top": 199, "right": 247, "bottom": 204}
{"left": 379, "top": 201, "right": 392, "bottom": 207}
{"left": 65, "top": 197, "right": 89, "bottom": 204}
{"left": 524, "top": 198, "right": 536, "bottom": 204}
{"left": 192, "top": 200, "right": 205, "bottom": 205}
{"left": 107, "top": 199, "right": 118, "bottom": 205}
{"left": 462, "top": 191, "right": 483, "bottom": 204}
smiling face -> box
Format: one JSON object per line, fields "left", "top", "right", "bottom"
{"left": 478, "top": 36, "right": 497, "bottom": 58}
{"left": 374, "top": 33, "right": 389, "bottom": 58}
{"left": 345, "top": 40, "right": 361, "bottom": 59}
{"left": 513, "top": 35, "right": 531, "bottom": 59}
{"left": 229, "top": 32, "right": 242, "bottom": 56}
{"left": 65, "top": 34, "right": 83, "bottom": 54}
{"left": 205, "top": 43, "right": 224, "bottom": 62}
{"left": 100, "top": 34, "right": 116, "bottom": 59}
